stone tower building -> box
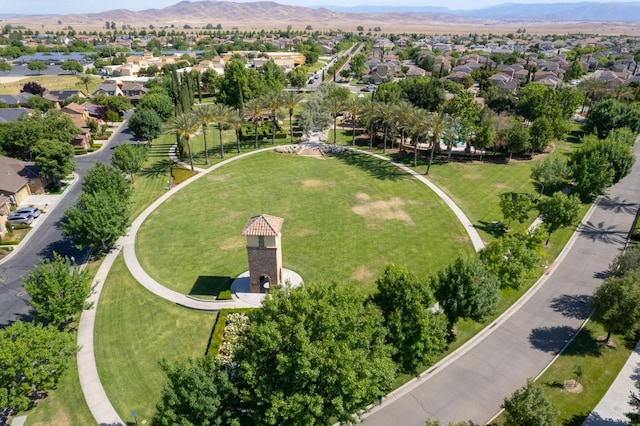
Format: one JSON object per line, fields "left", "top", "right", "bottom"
{"left": 242, "top": 214, "right": 284, "bottom": 293}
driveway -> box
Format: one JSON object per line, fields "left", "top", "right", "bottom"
{"left": 362, "top": 143, "right": 640, "bottom": 425}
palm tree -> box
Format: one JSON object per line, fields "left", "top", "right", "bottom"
{"left": 326, "top": 96, "right": 344, "bottom": 144}
{"left": 577, "top": 77, "right": 607, "bottom": 112}
{"left": 360, "top": 98, "right": 378, "bottom": 149}
{"left": 76, "top": 74, "right": 92, "bottom": 95}
{"left": 344, "top": 97, "right": 362, "bottom": 146}
{"left": 610, "top": 83, "right": 634, "bottom": 102}
{"left": 211, "top": 103, "right": 233, "bottom": 158}
{"left": 426, "top": 110, "right": 451, "bottom": 175}
{"left": 408, "top": 107, "right": 430, "bottom": 167}
{"left": 262, "top": 91, "right": 283, "bottom": 145}
{"left": 192, "top": 103, "right": 216, "bottom": 165}
{"left": 280, "top": 90, "right": 303, "bottom": 144}
{"left": 229, "top": 109, "right": 244, "bottom": 154}
{"left": 243, "top": 98, "right": 265, "bottom": 150}
{"left": 375, "top": 101, "right": 394, "bottom": 154}
{"left": 392, "top": 100, "right": 413, "bottom": 150}
{"left": 164, "top": 112, "right": 201, "bottom": 172}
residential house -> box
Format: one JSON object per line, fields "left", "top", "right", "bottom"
{"left": 0, "top": 154, "right": 48, "bottom": 206}
{"left": 0, "top": 194, "right": 10, "bottom": 237}
{"left": 121, "top": 82, "right": 148, "bottom": 105}
{"left": 93, "top": 83, "right": 124, "bottom": 97}
{"left": 0, "top": 108, "right": 33, "bottom": 123}
{"left": 61, "top": 103, "right": 92, "bottom": 150}
{"left": 0, "top": 93, "right": 34, "bottom": 107}
{"left": 43, "top": 90, "right": 86, "bottom": 107}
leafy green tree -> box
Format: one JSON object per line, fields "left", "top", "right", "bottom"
{"left": 432, "top": 257, "right": 500, "bottom": 329}
{"left": 499, "top": 192, "right": 534, "bottom": 229}
{"left": 349, "top": 53, "right": 366, "bottom": 80}
{"left": 585, "top": 98, "right": 640, "bottom": 138}
{"left": 23, "top": 252, "right": 92, "bottom": 328}
{"left": 563, "top": 60, "right": 584, "bottom": 82}
{"left": 60, "top": 60, "right": 83, "bottom": 74}
{"left": 76, "top": 74, "right": 92, "bottom": 94}
{"left": 153, "top": 357, "right": 240, "bottom": 426}
{"left": 609, "top": 247, "right": 640, "bottom": 277}
{"left": 259, "top": 60, "right": 287, "bottom": 93}
{"left": 32, "top": 139, "right": 75, "bottom": 185}
{"left": 627, "top": 382, "right": 640, "bottom": 425}
{"left": 0, "top": 321, "right": 77, "bottom": 413}
{"left": 372, "top": 264, "right": 448, "bottom": 374}
{"left": 235, "top": 282, "right": 396, "bottom": 425}
{"left": 576, "top": 135, "right": 636, "bottom": 183}
{"left": 501, "top": 120, "right": 530, "bottom": 159}
{"left": 287, "top": 67, "right": 307, "bottom": 88}
{"left": 92, "top": 93, "right": 133, "bottom": 116}
{"left": 128, "top": 108, "right": 163, "bottom": 142}
{"left": 219, "top": 58, "right": 253, "bottom": 108}
{"left": 0, "top": 112, "right": 79, "bottom": 159}
{"left": 606, "top": 126, "right": 638, "bottom": 147}
{"left": 444, "top": 90, "right": 482, "bottom": 149}
{"left": 82, "top": 162, "right": 132, "bottom": 199}
{"left": 537, "top": 191, "right": 581, "bottom": 245}
{"left": 591, "top": 269, "right": 640, "bottom": 342}
{"left": 26, "top": 94, "right": 54, "bottom": 112}
{"left": 0, "top": 61, "right": 11, "bottom": 72}
{"left": 479, "top": 233, "right": 540, "bottom": 289}
{"left": 62, "top": 190, "right": 130, "bottom": 252}
{"left": 502, "top": 378, "right": 557, "bottom": 426}
{"left": 400, "top": 76, "right": 445, "bottom": 111}
{"left": 137, "top": 91, "right": 175, "bottom": 121}
{"left": 530, "top": 155, "right": 571, "bottom": 197}
{"left": 112, "top": 143, "right": 148, "bottom": 184}
{"left": 570, "top": 150, "right": 614, "bottom": 201}
{"left": 529, "top": 116, "right": 554, "bottom": 152}
{"left": 27, "top": 60, "right": 48, "bottom": 75}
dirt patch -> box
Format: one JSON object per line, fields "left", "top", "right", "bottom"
{"left": 302, "top": 179, "right": 330, "bottom": 189}
{"left": 219, "top": 236, "right": 244, "bottom": 251}
{"left": 206, "top": 174, "right": 229, "bottom": 182}
{"left": 350, "top": 265, "right": 376, "bottom": 282}
{"left": 494, "top": 183, "right": 508, "bottom": 190}
{"left": 29, "top": 408, "right": 73, "bottom": 426}
{"left": 289, "top": 228, "right": 318, "bottom": 237}
{"left": 351, "top": 192, "right": 419, "bottom": 225}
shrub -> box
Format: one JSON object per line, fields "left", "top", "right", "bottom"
{"left": 217, "top": 290, "right": 232, "bottom": 300}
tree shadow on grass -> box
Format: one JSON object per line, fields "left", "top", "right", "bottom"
{"left": 333, "top": 152, "right": 409, "bottom": 181}
{"left": 550, "top": 294, "right": 591, "bottom": 320}
{"left": 475, "top": 220, "right": 506, "bottom": 238}
{"left": 138, "top": 158, "right": 175, "bottom": 179}
{"left": 529, "top": 325, "right": 580, "bottom": 354}
{"left": 190, "top": 276, "right": 232, "bottom": 298}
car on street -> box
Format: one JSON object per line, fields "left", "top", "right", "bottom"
{"left": 7, "top": 212, "right": 34, "bottom": 226}
{"left": 9, "top": 207, "right": 40, "bottom": 219}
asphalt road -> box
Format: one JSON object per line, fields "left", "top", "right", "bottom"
{"left": 0, "top": 116, "right": 134, "bottom": 326}
{"left": 363, "top": 142, "right": 640, "bottom": 425}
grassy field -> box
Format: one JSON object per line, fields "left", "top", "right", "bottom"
{"left": 94, "top": 254, "right": 217, "bottom": 424}
{"left": 0, "top": 74, "right": 103, "bottom": 95}
{"left": 136, "top": 150, "right": 475, "bottom": 296}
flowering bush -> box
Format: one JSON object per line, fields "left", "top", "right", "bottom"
{"left": 217, "top": 313, "right": 250, "bottom": 364}
{"left": 320, "top": 145, "right": 352, "bottom": 155}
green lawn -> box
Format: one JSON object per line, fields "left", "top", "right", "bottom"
{"left": 136, "top": 150, "right": 475, "bottom": 296}
{"left": 94, "top": 253, "right": 217, "bottom": 424}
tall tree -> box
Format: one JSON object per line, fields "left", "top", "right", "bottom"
{"left": 243, "top": 98, "right": 264, "bottom": 150}
{"left": 112, "top": 143, "right": 148, "bottom": 184}
{"left": 27, "top": 60, "right": 48, "bottom": 75}
{"left": 432, "top": 256, "right": 500, "bottom": 329}
{"left": 0, "top": 321, "right": 77, "bottom": 413}
{"left": 234, "top": 282, "right": 396, "bottom": 425}
{"left": 479, "top": 233, "right": 540, "bottom": 289}
{"left": 164, "top": 112, "right": 201, "bottom": 172}
{"left": 153, "top": 357, "right": 240, "bottom": 426}
{"left": 502, "top": 379, "right": 557, "bottom": 426}
{"left": 32, "top": 139, "right": 76, "bottom": 187}
{"left": 499, "top": 192, "right": 534, "bottom": 229}
{"left": 537, "top": 191, "right": 581, "bottom": 245}
{"left": 344, "top": 97, "right": 363, "bottom": 147}
{"left": 372, "top": 264, "right": 448, "bottom": 375}
{"left": 426, "top": 111, "right": 451, "bottom": 175}
{"left": 326, "top": 95, "right": 344, "bottom": 144}
{"left": 23, "top": 252, "right": 93, "bottom": 329}
{"left": 530, "top": 155, "right": 571, "bottom": 197}
{"left": 408, "top": 107, "right": 430, "bottom": 167}
{"left": 128, "top": 108, "right": 163, "bottom": 142}
{"left": 82, "top": 162, "right": 132, "bottom": 200}
{"left": 591, "top": 269, "right": 640, "bottom": 343}
{"left": 280, "top": 90, "right": 303, "bottom": 144}
{"left": 192, "top": 103, "right": 216, "bottom": 164}
{"left": 76, "top": 74, "right": 93, "bottom": 94}
{"left": 212, "top": 103, "right": 233, "bottom": 158}
{"left": 262, "top": 91, "right": 282, "bottom": 146}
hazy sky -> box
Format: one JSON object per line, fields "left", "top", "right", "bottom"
{"left": 0, "top": 0, "right": 631, "bottom": 15}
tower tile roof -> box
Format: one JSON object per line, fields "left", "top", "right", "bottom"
{"left": 242, "top": 214, "right": 283, "bottom": 236}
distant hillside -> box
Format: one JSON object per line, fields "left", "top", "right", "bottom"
{"left": 321, "top": 1, "right": 640, "bottom": 22}
{"left": 458, "top": 2, "right": 640, "bottom": 22}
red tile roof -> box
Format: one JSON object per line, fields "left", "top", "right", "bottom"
{"left": 242, "top": 214, "right": 283, "bottom": 236}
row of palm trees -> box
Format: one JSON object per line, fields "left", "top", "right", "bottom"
{"left": 163, "top": 90, "right": 305, "bottom": 172}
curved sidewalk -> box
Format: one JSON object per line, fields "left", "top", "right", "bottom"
{"left": 79, "top": 144, "right": 485, "bottom": 425}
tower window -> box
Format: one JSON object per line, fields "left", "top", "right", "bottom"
{"left": 258, "top": 236, "right": 265, "bottom": 247}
